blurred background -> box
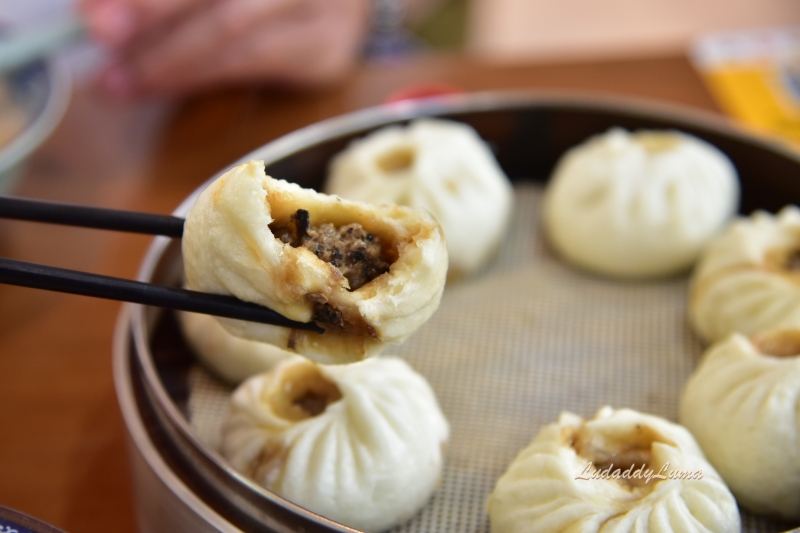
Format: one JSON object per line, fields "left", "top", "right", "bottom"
{"left": 1, "top": 2, "right": 800, "bottom": 533}
{"left": 4, "top": 0, "right": 800, "bottom": 76}
{"left": 5, "top": 0, "right": 800, "bottom": 63}
{"left": 3, "top": 0, "right": 800, "bottom": 144}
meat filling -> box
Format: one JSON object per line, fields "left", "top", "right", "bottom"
{"left": 271, "top": 210, "right": 393, "bottom": 332}
{"left": 294, "top": 391, "right": 334, "bottom": 417}
{"left": 751, "top": 329, "right": 800, "bottom": 357}
{"left": 272, "top": 209, "right": 393, "bottom": 291}
{"left": 270, "top": 361, "right": 343, "bottom": 421}
{"left": 571, "top": 423, "right": 664, "bottom": 490}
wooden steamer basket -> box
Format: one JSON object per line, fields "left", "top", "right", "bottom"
{"left": 112, "top": 92, "right": 800, "bottom": 533}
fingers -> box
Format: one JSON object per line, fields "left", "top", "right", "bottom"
{"left": 235, "top": 0, "right": 370, "bottom": 85}
{"left": 79, "top": 0, "right": 140, "bottom": 47}
{"left": 80, "top": 0, "right": 218, "bottom": 48}
{"left": 99, "top": 0, "right": 370, "bottom": 96}
{"left": 104, "top": 0, "right": 296, "bottom": 86}
{"left": 130, "top": 0, "right": 212, "bottom": 22}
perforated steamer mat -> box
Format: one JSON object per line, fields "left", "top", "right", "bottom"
{"left": 124, "top": 93, "right": 800, "bottom": 533}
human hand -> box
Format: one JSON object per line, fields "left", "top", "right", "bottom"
{"left": 79, "top": 0, "right": 373, "bottom": 97}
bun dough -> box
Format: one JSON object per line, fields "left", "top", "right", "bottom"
{"left": 489, "top": 406, "right": 739, "bottom": 533}
{"left": 182, "top": 160, "right": 448, "bottom": 365}
{"left": 679, "top": 330, "right": 800, "bottom": 519}
{"left": 178, "top": 311, "right": 292, "bottom": 384}
{"left": 543, "top": 128, "right": 739, "bottom": 278}
{"left": 689, "top": 206, "right": 800, "bottom": 343}
{"left": 220, "top": 356, "right": 449, "bottom": 532}
{"left": 326, "top": 119, "right": 513, "bottom": 279}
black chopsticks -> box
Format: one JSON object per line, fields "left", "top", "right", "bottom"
{"left": 0, "top": 196, "right": 324, "bottom": 333}
{"left": 0, "top": 196, "right": 185, "bottom": 237}
{"left": 0, "top": 257, "right": 323, "bottom": 331}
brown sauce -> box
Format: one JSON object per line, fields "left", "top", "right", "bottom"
{"left": 269, "top": 362, "right": 343, "bottom": 421}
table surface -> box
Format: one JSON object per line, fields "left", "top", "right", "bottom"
{"left": 0, "top": 52, "right": 722, "bottom": 533}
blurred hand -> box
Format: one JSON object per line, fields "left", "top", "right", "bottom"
{"left": 80, "top": 0, "right": 373, "bottom": 97}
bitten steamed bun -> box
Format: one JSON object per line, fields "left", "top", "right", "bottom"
{"left": 543, "top": 128, "right": 739, "bottom": 279}
{"left": 689, "top": 206, "right": 800, "bottom": 343}
{"left": 326, "top": 119, "right": 513, "bottom": 279}
{"left": 220, "top": 356, "right": 449, "bottom": 532}
{"left": 679, "top": 330, "right": 800, "bottom": 519}
{"left": 489, "top": 406, "right": 740, "bottom": 533}
{"left": 182, "top": 160, "right": 448, "bottom": 365}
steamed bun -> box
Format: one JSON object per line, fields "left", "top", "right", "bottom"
{"left": 178, "top": 311, "right": 292, "bottom": 384}
{"left": 489, "top": 406, "right": 739, "bottom": 533}
{"left": 182, "top": 160, "right": 448, "bottom": 365}
{"left": 326, "top": 119, "right": 513, "bottom": 279}
{"left": 543, "top": 128, "right": 739, "bottom": 279}
{"left": 220, "top": 356, "right": 449, "bottom": 532}
{"left": 689, "top": 206, "right": 800, "bottom": 343}
{"left": 679, "top": 330, "right": 800, "bottom": 519}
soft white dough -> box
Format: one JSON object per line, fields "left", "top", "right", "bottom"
{"left": 489, "top": 406, "right": 740, "bottom": 533}
{"left": 689, "top": 205, "right": 800, "bottom": 343}
{"left": 326, "top": 118, "right": 513, "bottom": 279}
{"left": 543, "top": 128, "right": 739, "bottom": 278}
{"left": 182, "top": 160, "right": 448, "bottom": 364}
{"left": 220, "top": 356, "right": 449, "bottom": 532}
{"left": 178, "top": 311, "right": 293, "bottom": 384}
{"left": 679, "top": 330, "right": 800, "bottom": 519}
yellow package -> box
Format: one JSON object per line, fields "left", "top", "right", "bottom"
{"left": 692, "top": 27, "right": 800, "bottom": 144}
